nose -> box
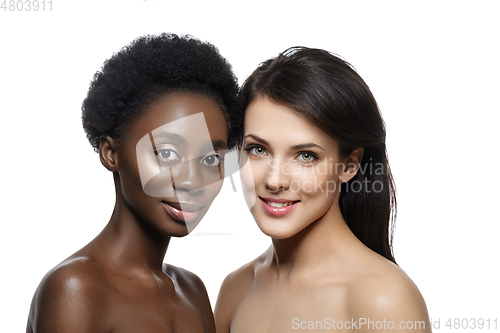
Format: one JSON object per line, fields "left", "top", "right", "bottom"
{"left": 265, "top": 158, "right": 290, "bottom": 193}
{"left": 173, "top": 158, "right": 205, "bottom": 194}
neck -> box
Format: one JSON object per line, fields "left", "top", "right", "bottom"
{"left": 107, "top": 199, "right": 171, "bottom": 268}
{"left": 88, "top": 175, "right": 171, "bottom": 274}
{"left": 270, "top": 202, "right": 357, "bottom": 280}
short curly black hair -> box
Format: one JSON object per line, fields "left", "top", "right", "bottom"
{"left": 82, "top": 33, "right": 241, "bottom": 151}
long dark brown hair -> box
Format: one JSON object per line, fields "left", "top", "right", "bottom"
{"left": 240, "top": 47, "right": 397, "bottom": 263}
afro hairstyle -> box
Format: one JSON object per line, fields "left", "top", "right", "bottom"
{"left": 82, "top": 33, "right": 241, "bottom": 152}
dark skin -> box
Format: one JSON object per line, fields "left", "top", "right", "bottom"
{"left": 27, "top": 92, "right": 228, "bottom": 333}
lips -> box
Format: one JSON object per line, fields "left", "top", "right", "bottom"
{"left": 162, "top": 201, "right": 203, "bottom": 224}
{"left": 259, "top": 197, "right": 299, "bottom": 217}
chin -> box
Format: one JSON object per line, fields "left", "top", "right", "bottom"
{"left": 254, "top": 215, "right": 304, "bottom": 240}
{"left": 158, "top": 217, "right": 201, "bottom": 238}
{"left": 169, "top": 218, "right": 205, "bottom": 237}
{"left": 169, "top": 230, "right": 190, "bottom": 238}
{"left": 159, "top": 223, "right": 189, "bottom": 238}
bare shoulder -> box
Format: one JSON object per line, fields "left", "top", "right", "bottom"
{"left": 347, "top": 260, "right": 431, "bottom": 332}
{"left": 216, "top": 250, "right": 266, "bottom": 306}
{"left": 214, "top": 250, "right": 268, "bottom": 333}
{"left": 163, "top": 263, "right": 215, "bottom": 333}
{"left": 27, "top": 257, "right": 107, "bottom": 332}
{"left": 163, "top": 263, "right": 209, "bottom": 299}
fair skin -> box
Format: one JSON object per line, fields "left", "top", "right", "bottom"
{"left": 27, "top": 92, "right": 227, "bottom": 333}
{"left": 215, "top": 97, "right": 431, "bottom": 333}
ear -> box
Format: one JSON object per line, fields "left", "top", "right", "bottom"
{"left": 339, "top": 148, "right": 364, "bottom": 183}
{"left": 99, "top": 135, "right": 118, "bottom": 172}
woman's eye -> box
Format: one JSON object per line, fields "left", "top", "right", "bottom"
{"left": 156, "top": 149, "right": 180, "bottom": 162}
{"left": 297, "top": 152, "right": 316, "bottom": 162}
{"left": 202, "top": 154, "right": 221, "bottom": 167}
{"left": 251, "top": 146, "right": 267, "bottom": 156}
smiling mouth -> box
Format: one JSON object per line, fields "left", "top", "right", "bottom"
{"left": 162, "top": 201, "right": 203, "bottom": 224}
{"left": 259, "top": 197, "right": 300, "bottom": 216}
{"left": 263, "top": 200, "right": 298, "bottom": 208}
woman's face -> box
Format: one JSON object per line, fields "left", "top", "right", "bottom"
{"left": 114, "top": 91, "right": 228, "bottom": 237}
{"left": 240, "top": 96, "right": 348, "bottom": 239}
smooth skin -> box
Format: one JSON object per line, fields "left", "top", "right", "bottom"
{"left": 215, "top": 97, "right": 431, "bottom": 333}
{"left": 27, "top": 92, "right": 228, "bottom": 333}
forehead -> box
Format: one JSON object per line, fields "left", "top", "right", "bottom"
{"left": 128, "top": 92, "right": 227, "bottom": 141}
{"left": 244, "top": 97, "right": 336, "bottom": 149}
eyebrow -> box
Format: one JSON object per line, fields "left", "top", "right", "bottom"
{"left": 290, "top": 143, "right": 326, "bottom": 151}
{"left": 244, "top": 134, "right": 268, "bottom": 145}
{"left": 244, "top": 134, "right": 325, "bottom": 151}
{"left": 210, "top": 140, "right": 227, "bottom": 150}
{"left": 153, "top": 131, "right": 227, "bottom": 150}
{"left": 152, "top": 131, "right": 187, "bottom": 145}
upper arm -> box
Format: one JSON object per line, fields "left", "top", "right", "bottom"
{"left": 165, "top": 264, "right": 215, "bottom": 333}
{"left": 214, "top": 272, "right": 236, "bottom": 333}
{"left": 28, "top": 262, "right": 105, "bottom": 333}
{"left": 214, "top": 265, "right": 254, "bottom": 333}
{"left": 187, "top": 271, "right": 216, "bottom": 333}
{"left": 347, "top": 275, "right": 431, "bottom": 333}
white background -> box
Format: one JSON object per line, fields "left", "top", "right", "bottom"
{"left": 1, "top": 1, "right": 499, "bottom": 331}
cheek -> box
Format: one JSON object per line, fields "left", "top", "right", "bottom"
{"left": 118, "top": 166, "right": 154, "bottom": 217}
{"left": 246, "top": 159, "right": 268, "bottom": 184}
{"left": 142, "top": 169, "right": 175, "bottom": 198}
{"left": 239, "top": 158, "right": 263, "bottom": 209}
{"left": 120, "top": 154, "right": 146, "bottom": 193}
{"left": 203, "top": 177, "right": 224, "bottom": 201}
{"left": 136, "top": 135, "right": 158, "bottom": 187}
{"left": 290, "top": 163, "right": 342, "bottom": 197}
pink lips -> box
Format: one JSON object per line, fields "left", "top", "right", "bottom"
{"left": 259, "top": 197, "right": 299, "bottom": 217}
{"left": 162, "top": 201, "right": 202, "bottom": 224}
